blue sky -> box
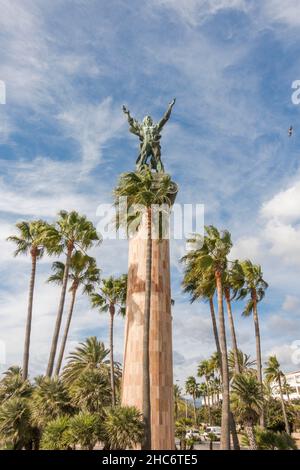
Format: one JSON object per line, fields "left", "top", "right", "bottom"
{"left": 1, "top": 0, "right": 300, "bottom": 389}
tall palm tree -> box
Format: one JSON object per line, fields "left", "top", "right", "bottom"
{"left": 114, "top": 168, "right": 173, "bottom": 450}
{"left": 198, "top": 360, "right": 214, "bottom": 424}
{"left": 182, "top": 252, "right": 240, "bottom": 449}
{"left": 264, "top": 355, "right": 290, "bottom": 434}
{"left": 231, "top": 373, "right": 264, "bottom": 450}
{"left": 90, "top": 275, "right": 127, "bottom": 406}
{"left": 47, "top": 253, "right": 100, "bottom": 376}
{"left": 173, "top": 385, "right": 182, "bottom": 421}
{"left": 185, "top": 376, "right": 200, "bottom": 424}
{"left": 184, "top": 226, "right": 232, "bottom": 449}
{"left": 235, "top": 260, "right": 268, "bottom": 427}
{"left": 44, "top": 211, "right": 100, "bottom": 377}
{"left": 182, "top": 265, "right": 222, "bottom": 365}
{"left": 61, "top": 336, "right": 112, "bottom": 386}
{"left": 228, "top": 350, "right": 256, "bottom": 377}
{"left": 7, "top": 220, "right": 48, "bottom": 380}
{"left": 223, "top": 262, "right": 243, "bottom": 375}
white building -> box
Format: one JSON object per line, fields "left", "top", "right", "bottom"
{"left": 272, "top": 370, "right": 300, "bottom": 401}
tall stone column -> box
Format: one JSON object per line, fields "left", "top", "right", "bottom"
{"left": 121, "top": 177, "right": 177, "bottom": 450}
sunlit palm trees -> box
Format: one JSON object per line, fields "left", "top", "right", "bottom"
{"left": 45, "top": 211, "right": 100, "bottom": 377}
{"left": 61, "top": 337, "right": 111, "bottom": 386}
{"left": 231, "top": 373, "right": 264, "bottom": 450}
{"left": 183, "top": 226, "right": 232, "bottom": 449}
{"left": 47, "top": 252, "right": 100, "bottom": 376}
{"left": 104, "top": 406, "right": 144, "bottom": 450}
{"left": 90, "top": 275, "right": 127, "bottom": 406}
{"left": 7, "top": 220, "right": 48, "bottom": 380}
{"left": 185, "top": 376, "right": 200, "bottom": 423}
{"left": 235, "top": 260, "right": 268, "bottom": 426}
{"left": 264, "top": 355, "right": 290, "bottom": 434}
{"left": 114, "top": 168, "right": 173, "bottom": 449}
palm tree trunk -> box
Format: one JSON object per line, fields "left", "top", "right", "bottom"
{"left": 23, "top": 249, "right": 37, "bottom": 380}
{"left": 252, "top": 293, "right": 264, "bottom": 428}
{"left": 224, "top": 288, "right": 240, "bottom": 374}
{"left": 46, "top": 243, "right": 73, "bottom": 377}
{"left": 54, "top": 287, "right": 77, "bottom": 376}
{"left": 209, "top": 297, "right": 222, "bottom": 361}
{"left": 142, "top": 207, "right": 152, "bottom": 450}
{"left": 215, "top": 270, "right": 230, "bottom": 450}
{"left": 193, "top": 397, "right": 197, "bottom": 424}
{"left": 206, "top": 380, "right": 212, "bottom": 424}
{"left": 278, "top": 375, "right": 290, "bottom": 434}
{"left": 109, "top": 304, "right": 116, "bottom": 406}
{"left": 209, "top": 297, "right": 239, "bottom": 449}
{"left": 245, "top": 421, "right": 257, "bottom": 450}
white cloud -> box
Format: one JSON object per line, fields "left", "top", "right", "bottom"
{"left": 57, "top": 97, "right": 124, "bottom": 174}
{"left": 263, "top": 0, "right": 300, "bottom": 27}
{"left": 152, "top": 0, "right": 248, "bottom": 26}
{"left": 261, "top": 180, "right": 300, "bottom": 224}
{"left": 283, "top": 295, "right": 300, "bottom": 313}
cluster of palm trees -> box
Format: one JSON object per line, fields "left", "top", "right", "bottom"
{"left": 0, "top": 209, "right": 146, "bottom": 449}
{"left": 1, "top": 167, "right": 299, "bottom": 450}
{"left": 181, "top": 225, "right": 298, "bottom": 449}
{"left": 0, "top": 338, "right": 144, "bottom": 449}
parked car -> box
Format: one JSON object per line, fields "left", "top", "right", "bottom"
{"left": 203, "top": 426, "right": 221, "bottom": 441}
{"left": 185, "top": 429, "right": 202, "bottom": 441}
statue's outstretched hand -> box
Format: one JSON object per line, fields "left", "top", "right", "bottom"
{"left": 122, "top": 105, "right": 129, "bottom": 114}
{"left": 170, "top": 98, "right": 176, "bottom": 107}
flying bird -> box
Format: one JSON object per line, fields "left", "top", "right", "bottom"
{"left": 288, "top": 125, "right": 293, "bottom": 137}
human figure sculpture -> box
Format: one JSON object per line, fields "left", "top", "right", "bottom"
{"left": 122, "top": 98, "right": 176, "bottom": 172}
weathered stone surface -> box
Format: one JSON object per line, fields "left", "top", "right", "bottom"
{"left": 121, "top": 216, "right": 175, "bottom": 449}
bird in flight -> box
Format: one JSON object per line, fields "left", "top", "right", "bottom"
{"left": 288, "top": 125, "right": 293, "bottom": 137}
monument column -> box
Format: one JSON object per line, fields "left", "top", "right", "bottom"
{"left": 120, "top": 98, "right": 177, "bottom": 450}
{"left": 121, "top": 182, "right": 177, "bottom": 449}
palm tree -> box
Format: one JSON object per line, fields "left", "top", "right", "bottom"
{"left": 104, "top": 406, "right": 144, "bottom": 450}
{"left": 69, "top": 369, "right": 111, "bottom": 413}
{"left": 68, "top": 412, "right": 103, "bottom": 450}
{"left": 228, "top": 350, "right": 256, "bottom": 377}
{"left": 47, "top": 252, "right": 100, "bottom": 376}
{"left": 173, "top": 385, "right": 182, "bottom": 421}
{"left": 30, "top": 376, "right": 71, "bottom": 428}
{"left": 182, "top": 226, "right": 232, "bottom": 449}
{"left": 231, "top": 373, "right": 264, "bottom": 450}
{"left": 198, "top": 360, "right": 214, "bottom": 424}
{"left": 114, "top": 168, "right": 173, "bottom": 449}
{"left": 7, "top": 220, "right": 48, "bottom": 380}
{"left": 90, "top": 275, "right": 127, "bottom": 406}
{"left": 264, "top": 356, "right": 290, "bottom": 434}
{"left": 0, "top": 366, "right": 32, "bottom": 403}
{"left": 44, "top": 211, "right": 100, "bottom": 377}
{"left": 235, "top": 260, "right": 268, "bottom": 426}
{"left": 185, "top": 377, "right": 199, "bottom": 423}
{"left": 61, "top": 337, "right": 112, "bottom": 386}
{"left": 182, "top": 252, "right": 240, "bottom": 449}
{"left": 223, "top": 262, "right": 243, "bottom": 375}
{"left": 0, "top": 397, "right": 32, "bottom": 449}
{"left": 40, "top": 415, "right": 71, "bottom": 450}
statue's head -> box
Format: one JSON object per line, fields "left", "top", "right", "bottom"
{"left": 142, "top": 115, "right": 153, "bottom": 126}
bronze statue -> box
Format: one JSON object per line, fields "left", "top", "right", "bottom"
{"left": 122, "top": 99, "right": 176, "bottom": 172}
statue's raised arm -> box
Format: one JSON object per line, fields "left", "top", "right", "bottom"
{"left": 122, "top": 105, "right": 141, "bottom": 137}
{"left": 157, "top": 98, "right": 176, "bottom": 132}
